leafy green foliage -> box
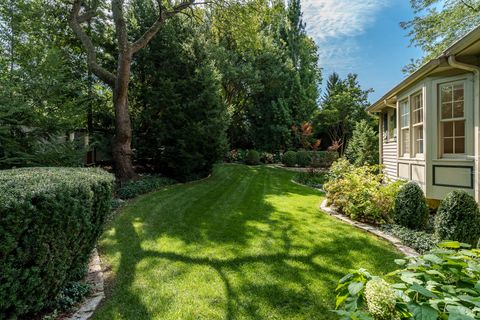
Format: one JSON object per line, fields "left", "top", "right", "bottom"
{"left": 435, "top": 190, "right": 480, "bottom": 246}
{"left": 116, "top": 175, "right": 176, "bottom": 200}
{"left": 393, "top": 182, "right": 429, "bottom": 230}
{"left": 401, "top": 0, "right": 480, "bottom": 73}
{"left": 335, "top": 241, "right": 480, "bottom": 319}
{"left": 296, "top": 150, "right": 312, "bottom": 167}
{"left": 324, "top": 159, "right": 405, "bottom": 224}
{"left": 282, "top": 150, "right": 297, "bottom": 167}
{"left": 133, "top": 17, "right": 228, "bottom": 182}
{"left": 0, "top": 167, "right": 114, "bottom": 318}
{"left": 345, "top": 120, "right": 379, "bottom": 167}
{"left": 293, "top": 168, "right": 326, "bottom": 189}
{"left": 245, "top": 150, "right": 260, "bottom": 165}
{"left": 50, "top": 281, "right": 91, "bottom": 312}
{"left": 310, "top": 151, "right": 339, "bottom": 168}
{"left": 381, "top": 224, "right": 438, "bottom": 254}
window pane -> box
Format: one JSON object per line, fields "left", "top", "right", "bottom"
{"left": 443, "top": 138, "right": 454, "bottom": 154}
{"left": 455, "top": 120, "right": 465, "bottom": 137}
{"left": 441, "top": 85, "right": 453, "bottom": 102}
{"left": 441, "top": 102, "right": 453, "bottom": 119}
{"left": 453, "top": 101, "right": 464, "bottom": 118}
{"left": 454, "top": 84, "right": 464, "bottom": 101}
{"left": 455, "top": 138, "right": 465, "bottom": 154}
{"left": 414, "top": 125, "right": 423, "bottom": 155}
{"left": 413, "top": 109, "right": 423, "bottom": 124}
{"left": 402, "top": 128, "right": 409, "bottom": 155}
{"left": 443, "top": 122, "right": 454, "bottom": 137}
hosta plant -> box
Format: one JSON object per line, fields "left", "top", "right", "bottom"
{"left": 334, "top": 241, "right": 480, "bottom": 320}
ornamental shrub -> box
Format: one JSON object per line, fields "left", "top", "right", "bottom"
{"left": 435, "top": 190, "right": 480, "bottom": 246}
{"left": 0, "top": 167, "right": 114, "bottom": 318}
{"left": 282, "top": 151, "right": 297, "bottom": 167}
{"left": 364, "top": 279, "right": 399, "bottom": 320}
{"left": 310, "top": 151, "right": 338, "bottom": 168}
{"left": 296, "top": 150, "right": 311, "bottom": 167}
{"left": 344, "top": 120, "right": 379, "bottom": 167}
{"left": 393, "top": 181, "right": 429, "bottom": 230}
{"left": 116, "top": 175, "right": 176, "bottom": 199}
{"left": 245, "top": 150, "right": 260, "bottom": 165}
{"left": 381, "top": 224, "right": 438, "bottom": 254}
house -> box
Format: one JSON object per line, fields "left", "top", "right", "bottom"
{"left": 368, "top": 26, "right": 480, "bottom": 201}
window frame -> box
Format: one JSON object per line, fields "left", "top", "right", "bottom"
{"left": 411, "top": 91, "right": 424, "bottom": 157}
{"left": 438, "top": 81, "right": 466, "bottom": 158}
{"left": 399, "top": 98, "right": 410, "bottom": 158}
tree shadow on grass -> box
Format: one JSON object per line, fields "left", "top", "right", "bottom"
{"left": 95, "top": 165, "right": 401, "bottom": 320}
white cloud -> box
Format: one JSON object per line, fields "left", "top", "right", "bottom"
{"left": 302, "top": 0, "right": 389, "bottom": 72}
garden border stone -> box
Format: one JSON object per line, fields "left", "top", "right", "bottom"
{"left": 320, "top": 199, "right": 419, "bottom": 257}
{"left": 65, "top": 248, "right": 105, "bottom": 320}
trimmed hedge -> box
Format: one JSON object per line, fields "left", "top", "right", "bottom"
{"left": 0, "top": 167, "right": 114, "bottom": 318}
{"left": 435, "top": 190, "right": 480, "bottom": 246}
{"left": 116, "top": 175, "right": 176, "bottom": 199}
{"left": 393, "top": 181, "right": 429, "bottom": 230}
{"left": 282, "top": 151, "right": 297, "bottom": 167}
{"left": 296, "top": 150, "right": 311, "bottom": 167}
{"left": 245, "top": 150, "right": 260, "bottom": 165}
{"left": 310, "top": 151, "right": 338, "bottom": 168}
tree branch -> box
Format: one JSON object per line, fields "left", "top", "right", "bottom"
{"left": 69, "top": 0, "right": 116, "bottom": 87}
{"left": 131, "top": 0, "right": 196, "bottom": 54}
{"left": 112, "top": 0, "right": 129, "bottom": 52}
{"left": 460, "top": 0, "right": 480, "bottom": 12}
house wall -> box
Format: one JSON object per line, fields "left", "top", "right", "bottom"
{"left": 382, "top": 143, "right": 398, "bottom": 180}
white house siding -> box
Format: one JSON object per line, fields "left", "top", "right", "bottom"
{"left": 382, "top": 142, "right": 398, "bottom": 180}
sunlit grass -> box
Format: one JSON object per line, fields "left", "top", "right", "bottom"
{"left": 93, "top": 164, "right": 402, "bottom": 320}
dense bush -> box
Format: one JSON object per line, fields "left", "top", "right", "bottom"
{"left": 324, "top": 159, "right": 404, "bottom": 224}
{"left": 282, "top": 150, "right": 297, "bottom": 167}
{"left": 116, "top": 175, "right": 176, "bottom": 199}
{"left": 334, "top": 241, "right": 480, "bottom": 319}
{"left": 344, "top": 119, "right": 379, "bottom": 166}
{"left": 245, "top": 150, "right": 260, "bottom": 165}
{"left": 296, "top": 150, "right": 311, "bottom": 167}
{"left": 0, "top": 167, "right": 114, "bottom": 318}
{"left": 382, "top": 224, "right": 438, "bottom": 254}
{"left": 393, "top": 181, "right": 429, "bottom": 230}
{"left": 435, "top": 190, "right": 480, "bottom": 246}
{"left": 260, "top": 152, "right": 274, "bottom": 164}
{"left": 293, "top": 168, "right": 326, "bottom": 189}
{"left": 310, "top": 151, "right": 339, "bottom": 168}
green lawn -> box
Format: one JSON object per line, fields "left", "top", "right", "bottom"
{"left": 93, "top": 164, "right": 402, "bottom": 320}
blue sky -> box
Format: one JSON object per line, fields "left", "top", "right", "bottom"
{"left": 301, "top": 0, "right": 424, "bottom": 103}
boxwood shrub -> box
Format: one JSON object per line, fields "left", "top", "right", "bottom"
{"left": 296, "top": 150, "right": 311, "bottom": 167}
{"left": 0, "top": 167, "right": 114, "bottom": 318}
{"left": 282, "top": 151, "right": 297, "bottom": 167}
{"left": 435, "top": 190, "right": 480, "bottom": 246}
{"left": 393, "top": 181, "right": 429, "bottom": 230}
{"left": 245, "top": 150, "right": 260, "bottom": 165}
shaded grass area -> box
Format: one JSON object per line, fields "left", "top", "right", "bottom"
{"left": 93, "top": 164, "right": 402, "bottom": 320}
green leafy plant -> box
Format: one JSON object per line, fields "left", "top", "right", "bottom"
{"left": 296, "top": 150, "right": 312, "bottom": 167}
{"left": 435, "top": 190, "right": 480, "bottom": 246}
{"left": 381, "top": 224, "right": 438, "bottom": 254}
{"left": 245, "top": 150, "right": 260, "bottom": 165}
{"left": 324, "top": 159, "right": 404, "bottom": 224}
{"left": 282, "top": 150, "right": 297, "bottom": 167}
{"left": 393, "top": 182, "right": 429, "bottom": 230}
{"left": 260, "top": 152, "right": 274, "bottom": 164}
{"left": 116, "top": 175, "right": 176, "bottom": 199}
{"left": 334, "top": 241, "right": 480, "bottom": 319}
{"left": 293, "top": 168, "right": 326, "bottom": 189}
{"left": 0, "top": 167, "right": 114, "bottom": 318}
{"left": 345, "top": 120, "right": 379, "bottom": 167}
{"left": 310, "top": 151, "right": 339, "bottom": 168}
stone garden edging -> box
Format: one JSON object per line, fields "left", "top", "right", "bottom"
{"left": 65, "top": 248, "right": 105, "bottom": 320}
{"left": 320, "top": 199, "right": 419, "bottom": 257}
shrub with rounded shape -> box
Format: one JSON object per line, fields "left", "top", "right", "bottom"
{"left": 365, "top": 278, "right": 399, "bottom": 320}
{"left": 435, "top": 190, "right": 480, "bottom": 246}
{"left": 282, "top": 151, "right": 297, "bottom": 167}
{"left": 393, "top": 181, "right": 429, "bottom": 230}
{"left": 0, "top": 167, "right": 114, "bottom": 318}
{"left": 296, "top": 150, "right": 311, "bottom": 167}
{"left": 245, "top": 150, "right": 260, "bottom": 165}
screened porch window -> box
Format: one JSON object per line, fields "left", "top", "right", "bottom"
{"left": 439, "top": 83, "right": 465, "bottom": 156}
{"left": 399, "top": 99, "right": 409, "bottom": 157}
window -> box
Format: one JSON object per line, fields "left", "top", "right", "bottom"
{"left": 439, "top": 83, "right": 465, "bottom": 156}
{"left": 383, "top": 112, "right": 388, "bottom": 141}
{"left": 399, "top": 99, "right": 409, "bottom": 157}
{"left": 411, "top": 92, "right": 424, "bottom": 156}
{"left": 383, "top": 109, "right": 396, "bottom": 142}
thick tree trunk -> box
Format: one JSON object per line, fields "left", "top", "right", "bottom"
{"left": 112, "top": 51, "right": 136, "bottom": 182}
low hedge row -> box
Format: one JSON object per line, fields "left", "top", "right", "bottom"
{"left": 282, "top": 150, "right": 338, "bottom": 168}
{"left": 0, "top": 167, "right": 114, "bottom": 318}
{"left": 116, "top": 175, "right": 176, "bottom": 199}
